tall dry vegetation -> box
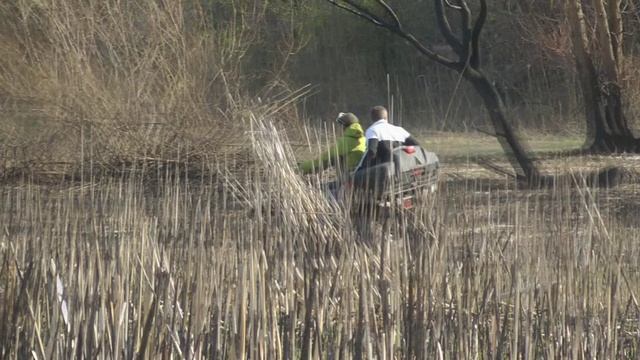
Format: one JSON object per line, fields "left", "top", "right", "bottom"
{"left": 0, "top": 0, "right": 304, "bottom": 176}
{"left": 1, "top": 116, "right": 639, "bottom": 358}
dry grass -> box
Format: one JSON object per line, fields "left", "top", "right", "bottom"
{"left": 0, "top": 0, "right": 306, "bottom": 177}
{"left": 416, "top": 131, "right": 584, "bottom": 160}
{"left": 0, "top": 116, "right": 638, "bottom": 359}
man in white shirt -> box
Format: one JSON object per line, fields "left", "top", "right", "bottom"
{"left": 358, "top": 105, "right": 420, "bottom": 169}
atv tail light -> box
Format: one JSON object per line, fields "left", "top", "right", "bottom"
{"left": 403, "top": 146, "right": 416, "bottom": 154}
{"left": 402, "top": 197, "right": 414, "bottom": 209}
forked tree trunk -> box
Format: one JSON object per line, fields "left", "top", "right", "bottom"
{"left": 567, "top": 0, "right": 640, "bottom": 152}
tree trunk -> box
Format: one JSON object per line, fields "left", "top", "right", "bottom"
{"left": 593, "top": 0, "right": 635, "bottom": 146}
{"left": 464, "top": 69, "right": 541, "bottom": 181}
{"left": 567, "top": 0, "right": 601, "bottom": 147}
{"left": 567, "top": 0, "right": 640, "bottom": 152}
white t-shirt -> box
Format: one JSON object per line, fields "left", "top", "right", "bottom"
{"left": 355, "top": 119, "right": 412, "bottom": 170}
{"left": 364, "top": 119, "right": 411, "bottom": 142}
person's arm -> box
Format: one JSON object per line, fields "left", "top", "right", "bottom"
{"left": 299, "top": 137, "right": 349, "bottom": 174}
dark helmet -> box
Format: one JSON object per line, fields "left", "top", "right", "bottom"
{"left": 336, "top": 112, "right": 359, "bottom": 127}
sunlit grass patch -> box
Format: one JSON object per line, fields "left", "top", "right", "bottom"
{"left": 419, "top": 131, "right": 584, "bottom": 161}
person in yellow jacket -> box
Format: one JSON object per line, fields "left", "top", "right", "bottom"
{"left": 299, "top": 112, "right": 366, "bottom": 176}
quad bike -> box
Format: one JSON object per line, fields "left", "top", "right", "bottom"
{"left": 344, "top": 145, "right": 440, "bottom": 236}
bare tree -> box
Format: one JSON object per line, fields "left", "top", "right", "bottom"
{"left": 566, "top": 0, "right": 640, "bottom": 152}
{"left": 325, "top": 0, "right": 544, "bottom": 183}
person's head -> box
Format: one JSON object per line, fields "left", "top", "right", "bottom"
{"left": 370, "top": 106, "right": 388, "bottom": 122}
{"left": 336, "top": 112, "right": 359, "bottom": 128}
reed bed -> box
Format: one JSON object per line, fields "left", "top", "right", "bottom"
{"left": 0, "top": 119, "right": 639, "bottom": 359}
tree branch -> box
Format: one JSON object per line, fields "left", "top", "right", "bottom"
{"left": 458, "top": 0, "right": 473, "bottom": 61}
{"left": 327, "top": 0, "right": 385, "bottom": 26}
{"left": 398, "top": 32, "right": 461, "bottom": 69}
{"left": 470, "top": 0, "right": 488, "bottom": 68}
{"left": 376, "top": 0, "right": 402, "bottom": 30}
{"left": 344, "top": 0, "right": 389, "bottom": 24}
{"left": 444, "top": 0, "right": 463, "bottom": 10}
{"left": 325, "top": 0, "right": 459, "bottom": 69}
{"left": 435, "top": 0, "right": 464, "bottom": 56}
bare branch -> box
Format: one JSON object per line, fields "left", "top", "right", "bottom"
{"left": 327, "top": 0, "right": 386, "bottom": 27}
{"left": 376, "top": 0, "right": 402, "bottom": 30}
{"left": 343, "top": 0, "right": 388, "bottom": 23}
{"left": 458, "top": 0, "right": 473, "bottom": 57}
{"left": 325, "top": 0, "right": 460, "bottom": 69}
{"left": 395, "top": 32, "right": 460, "bottom": 69}
{"left": 434, "top": 0, "right": 464, "bottom": 56}
{"left": 444, "top": 0, "right": 463, "bottom": 10}
{"left": 470, "top": 0, "right": 488, "bottom": 68}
